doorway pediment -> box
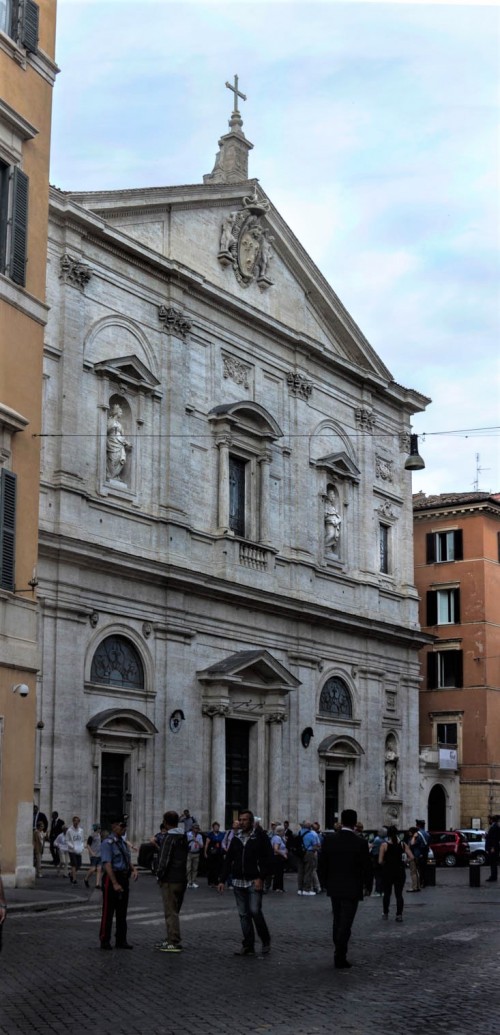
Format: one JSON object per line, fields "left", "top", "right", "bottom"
{"left": 197, "top": 649, "right": 300, "bottom": 692}
{"left": 317, "top": 734, "right": 364, "bottom": 760}
{"left": 87, "top": 708, "right": 158, "bottom": 738}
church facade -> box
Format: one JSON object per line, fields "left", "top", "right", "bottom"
{"left": 38, "top": 96, "right": 429, "bottom": 840}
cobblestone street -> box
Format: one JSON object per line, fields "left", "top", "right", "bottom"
{"left": 2, "top": 868, "right": 499, "bottom": 1035}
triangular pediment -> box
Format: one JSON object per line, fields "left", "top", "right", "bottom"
{"left": 197, "top": 649, "right": 300, "bottom": 690}
{"left": 93, "top": 355, "right": 161, "bottom": 395}
{"left": 312, "top": 451, "right": 361, "bottom": 483}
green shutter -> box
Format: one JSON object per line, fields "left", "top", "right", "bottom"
{"left": 426, "top": 591, "right": 437, "bottom": 626}
{"left": 427, "top": 652, "right": 437, "bottom": 690}
{"left": 0, "top": 469, "right": 17, "bottom": 591}
{"left": 9, "top": 167, "right": 29, "bottom": 286}
{"left": 20, "top": 0, "right": 39, "bottom": 53}
{"left": 426, "top": 533, "right": 436, "bottom": 563}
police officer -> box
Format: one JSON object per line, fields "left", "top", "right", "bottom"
{"left": 99, "top": 815, "right": 138, "bottom": 950}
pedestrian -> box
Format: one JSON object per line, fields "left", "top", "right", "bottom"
{"left": 154, "top": 810, "right": 188, "bottom": 953}
{"left": 33, "top": 804, "right": 48, "bottom": 832}
{"left": 379, "top": 826, "right": 413, "bottom": 921}
{"left": 217, "top": 809, "right": 274, "bottom": 957}
{"left": 99, "top": 815, "right": 138, "bottom": 950}
{"left": 54, "top": 824, "right": 70, "bottom": 877}
{"left": 413, "top": 819, "right": 430, "bottom": 889}
{"left": 369, "top": 827, "right": 387, "bottom": 896}
{"left": 84, "top": 824, "right": 102, "bottom": 889}
{"left": 407, "top": 827, "right": 421, "bottom": 892}
{"left": 180, "top": 809, "right": 197, "bottom": 834}
{"left": 49, "top": 811, "right": 64, "bottom": 867}
{"left": 271, "top": 824, "right": 287, "bottom": 892}
{"left": 204, "top": 821, "right": 224, "bottom": 887}
{"left": 33, "top": 821, "right": 46, "bottom": 877}
{"left": 295, "top": 820, "right": 319, "bottom": 895}
{"left": 485, "top": 815, "right": 500, "bottom": 882}
{"left": 66, "top": 815, "right": 85, "bottom": 885}
{"left": 322, "top": 808, "right": 373, "bottom": 969}
{"left": 0, "top": 869, "right": 6, "bottom": 954}
{"left": 186, "top": 823, "right": 203, "bottom": 888}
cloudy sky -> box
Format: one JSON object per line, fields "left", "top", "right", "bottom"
{"left": 50, "top": 0, "right": 499, "bottom": 495}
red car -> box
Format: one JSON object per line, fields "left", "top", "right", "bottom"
{"left": 428, "top": 831, "right": 470, "bottom": 867}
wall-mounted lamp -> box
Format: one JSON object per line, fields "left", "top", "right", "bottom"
{"left": 404, "top": 434, "right": 425, "bottom": 471}
{"left": 169, "top": 708, "right": 185, "bottom": 732}
{"left": 12, "top": 683, "right": 30, "bottom": 697}
{"left": 301, "top": 726, "right": 314, "bottom": 749}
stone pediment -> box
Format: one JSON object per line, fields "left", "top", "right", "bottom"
{"left": 87, "top": 708, "right": 158, "bottom": 737}
{"left": 93, "top": 355, "right": 161, "bottom": 396}
{"left": 208, "top": 401, "right": 283, "bottom": 440}
{"left": 311, "top": 451, "right": 360, "bottom": 483}
{"left": 197, "top": 649, "right": 300, "bottom": 691}
{"left": 317, "top": 734, "right": 364, "bottom": 759}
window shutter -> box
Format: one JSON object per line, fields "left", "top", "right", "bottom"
{"left": 9, "top": 167, "right": 29, "bottom": 286}
{"left": 454, "top": 529, "right": 463, "bottom": 561}
{"left": 427, "top": 652, "right": 437, "bottom": 690}
{"left": 426, "top": 591, "right": 437, "bottom": 626}
{"left": 426, "top": 533, "right": 436, "bottom": 563}
{"left": 453, "top": 588, "right": 460, "bottom": 624}
{"left": 0, "top": 469, "right": 17, "bottom": 591}
{"left": 20, "top": 0, "right": 39, "bottom": 53}
{"left": 455, "top": 650, "right": 463, "bottom": 688}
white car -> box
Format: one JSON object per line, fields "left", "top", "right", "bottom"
{"left": 456, "top": 829, "right": 487, "bottom": 865}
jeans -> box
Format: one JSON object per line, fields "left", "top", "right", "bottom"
{"left": 233, "top": 885, "right": 271, "bottom": 949}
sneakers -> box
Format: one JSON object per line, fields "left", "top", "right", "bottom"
{"left": 158, "top": 942, "right": 183, "bottom": 953}
{"left": 191, "top": 883, "right": 199, "bottom": 888}
{"left": 303, "top": 890, "right": 316, "bottom": 896}
{"left": 297, "top": 890, "right": 304, "bottom": 896}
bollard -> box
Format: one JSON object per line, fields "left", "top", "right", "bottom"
{"left": 425, "top": 863, "right": 436, "bottom": 887}
{"left": 469, "top": 862, "right": 481, "bottom": 887}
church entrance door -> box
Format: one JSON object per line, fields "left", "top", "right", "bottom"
{"left": 325, "top": 770, "right": 340, "bottom": 829}
{"left": 225, "top": 719, "right": 250, "bottom": 828}
{"left": 100, "top": 752, "right": 129, "bottom": 830}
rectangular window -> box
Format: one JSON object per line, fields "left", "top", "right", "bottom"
{"left": 426, "top": 588, "right": 460, "bottom": 625}
{"left": 0, "top": 163, "right": 29, "bottom": 286}
{"left": 0, "top": 0, "right": 12, "bottom": 35}
{"left": 0, "top": 468, "right": 17, "bottom": 591}
{"left": 427, "top": 650, "right": 463, "bottom": 689}
{"left": 426, "top": 529, "right": 463, "bottom": 563}
{"left": 229, "top": 455, "right": 246, "bottom": 537}
{"left": 379, "top": 523, "right": 389, "bottom": 574}
{"left": 1, "top": 1, "right": 39, "bottom": 51}
{"left": 437, "top": 722, "right": 457, "bottom": 746}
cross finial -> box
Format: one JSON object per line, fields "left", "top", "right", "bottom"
{"left": 225, "top": 74, "right": 247, "bottom": 115}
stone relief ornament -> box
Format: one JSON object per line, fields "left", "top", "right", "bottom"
{"left": 399, "top": 431, "right": 411, "bottom": 453}
{"left": 158, "top": 305, "right": 192, "bottom": 340}
{"left": 59, "top": 253, "right": 92, "bottom": 290}
{"left": 218, "top": 188, "right": 274, "bottom": 289}
{"left": 377, "top": 499, "right": 397, "bottom": 521}
{"left": 376, "top": 456, "right": 394, "bottom": 482}
{"left": 286, "top": 372, "right": 313, "bottom": 400}
{"left": 355, "top": 407, "right": 374, "bottom": 433}
{"left": 223, "top": 354, "right": 251, "bottom": 388}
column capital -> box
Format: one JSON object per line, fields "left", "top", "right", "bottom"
{"left": 202, "top": 702, "right": 230, "bottom": 718}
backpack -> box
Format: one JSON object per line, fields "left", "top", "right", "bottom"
{"left": 291, "top": 830, "right": 307, "bottom": 858}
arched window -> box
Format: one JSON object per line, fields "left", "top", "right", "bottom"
{"left": 319, "top": 677, "right": 352, "bottom": 719}
{"left": 90, "top": 636, "right": 144, "bottom": 690}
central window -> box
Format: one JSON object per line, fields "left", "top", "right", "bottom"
{"left": 229, "top": 455, "right": 246, "bottom": 537}
{"left": 90, "top": 636, "right": 144, "bottom": 690}
{"left": 319, "top": 677, "right": 353, "bottom": 719}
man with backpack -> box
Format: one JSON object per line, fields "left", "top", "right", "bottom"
{"left": 154, "top": 810, "right": 188, "bottom": 953}
{"left": 295, "top": 820, "right": 319, "bottom": 896}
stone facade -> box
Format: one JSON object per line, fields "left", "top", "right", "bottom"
{"left": 38, "top": 121, "right": 429, "bottom": 842}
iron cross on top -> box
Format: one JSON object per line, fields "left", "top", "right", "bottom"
{"left": 225, "top": 74, "right": 247, "bottom": 114}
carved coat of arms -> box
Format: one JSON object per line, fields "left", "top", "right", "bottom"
{"left": 218, "top": 188, "right": 274, "bottom": 289}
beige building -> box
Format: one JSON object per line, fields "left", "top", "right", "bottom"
{"left": 0, "top": 0, "right": 57, "bottom": 884}
{"left": 38, "top": 93, "right": 429, "bottom": 840}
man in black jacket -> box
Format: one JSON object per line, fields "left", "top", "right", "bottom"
{"left": 218, "top": 809, "right": 274, "bottom": 957}
{"left": 485, "top": 815, "right": 500, "bottom": 882}
{"left": 154, "top": 811, "right": 188, "bottom": 953}
{"left": 323, "top": 808, "right": 373, "bottom": 969}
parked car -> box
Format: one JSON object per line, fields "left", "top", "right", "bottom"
{"left": 456, "top": 829, "right": 487, "bottom": 865}
{"left": 428, "top": 830, "right": 470, "bottom": 867}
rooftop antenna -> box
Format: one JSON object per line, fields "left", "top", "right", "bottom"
{"left": 473, "top": 453, "right": 490, "bottom": 491}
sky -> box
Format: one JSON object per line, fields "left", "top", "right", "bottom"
{"left": 50, "top": 0, "right": 500, "bottom": 496}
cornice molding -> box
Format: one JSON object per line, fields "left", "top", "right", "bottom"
{"left": 0, "top": 273, "right": 48, "bottom": 325}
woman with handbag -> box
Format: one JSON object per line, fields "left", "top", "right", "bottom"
{"left": 379, "top": 826, "right": 413, "bottom": 922}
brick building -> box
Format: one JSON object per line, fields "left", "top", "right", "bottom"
{"left": 414, "top": 491, "right": 500, "bottom": 828}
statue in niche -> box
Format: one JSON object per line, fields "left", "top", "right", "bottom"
{"left": 385, "top": 744, "right": 399, "bottom": 797}
{"left": 106, "top": 404, "right": 131, "bottom": 482}
{"left": 324, "top": 487, "right": 341, "bottom": 554}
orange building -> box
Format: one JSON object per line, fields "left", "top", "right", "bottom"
{"left": 414, "top": 492, "right": 500, "bottom": 829}
{"left": 0, "top": 0, "right": 57, "bottom": 883}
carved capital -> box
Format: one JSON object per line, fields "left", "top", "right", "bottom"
{"left": 266, "top": 711, "right": 286, "bottom": 725}
{"left": 355, "top": 407, "right": 374, "bottom": 433}
{"left": 158, "top": 305, "right": 192, "bottom": 340}
{"left": 286, "top": 371, "right": 313, "bottom": 400}
{"left": 60, "top": 253, "right": 92, "bottom": 289}
{"left": 202, "top": 702, "right": 230, "bottom": 718}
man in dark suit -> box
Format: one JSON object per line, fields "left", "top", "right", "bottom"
{"left": 323, "top": 808, "right": 373, "bottom": 969}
